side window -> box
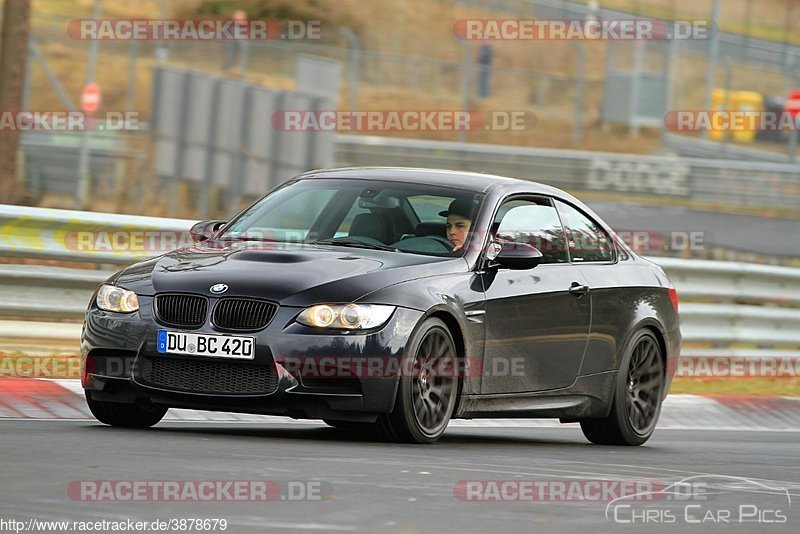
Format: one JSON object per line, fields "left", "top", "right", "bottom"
{"left": 554, "top": 200, "right": 614, "bottom": 262}
{"left": 407, "top": 195, "right": 453, "bottom": 222}
{"left": 494, "top": 198, "right": 568, "bottom": 264}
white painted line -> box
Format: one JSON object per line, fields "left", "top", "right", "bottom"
{"left": 4, "top": 418, "right": 800, "bottom": 432}
{"left": 11, "top": 379, "right": 800, "bottom": 431}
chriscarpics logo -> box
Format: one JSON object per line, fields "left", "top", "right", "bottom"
{"left": 605, "top": 475, "right": 792, "bottom": 525}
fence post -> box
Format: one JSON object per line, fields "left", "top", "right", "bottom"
{"left": 341, "top": 28, "right": 361, "bottom": 111}
{"left": 458, "top": 40, "right": 472, "bottom": 143}
{"left": 229, "top": 85, "right": 253, "bottom": 214}
{"left": 22, "top": 37, "right": 32, "bottom": 111}
{"left": 788, "top": 53, "right": 798, "bottom": 163}
{"left": 629, "top": 38, "right": 644, "bottom": 136}
{"left": 721, "top": 59, "right": 731, "bottom": 159}
{"left": 28, "top": 38, "right": 76, "bottom": 110}
{"left": 239, "top": 41, "right": 251, "bottom": 78}
{"left": 126, "top": 40, "right": 139, "bottom": 111}
{"left": 571, "top": 41, "right": 584, "bottom": 149}
{"left": 76, "top": 0, "right": 101, "bottom": 210}
{"left": 200, "top": 78, "right": 222, "bottom": 218}
{"left": 171, "top": 71, "right": 193, "bottom": 213}
{"left": 661, "top": 37, "right": 678, "bottom": 146}
{"left": 702, "top": 0, "right": 721, "bottom": 140}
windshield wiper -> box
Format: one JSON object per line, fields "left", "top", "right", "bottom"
{"left": 313, "top": 239, "right": 398, "bottom": 252}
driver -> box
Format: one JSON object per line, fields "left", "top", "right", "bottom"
{"left": 440, "top": 198, "right": 474, "bottom": 252}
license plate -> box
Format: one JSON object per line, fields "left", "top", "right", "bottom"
{"left": 157, "top": 330, "right": 255, "bottom": 359}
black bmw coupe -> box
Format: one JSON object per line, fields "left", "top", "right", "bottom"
{"left": 81, "top": 167, "right": 681, "bottom": 444}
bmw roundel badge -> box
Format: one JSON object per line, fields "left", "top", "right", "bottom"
{"left": 210, "top": 283, "right": 228, "bottom": 294}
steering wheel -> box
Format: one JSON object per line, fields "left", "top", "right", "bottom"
{"left": 389, "top": 235, "right": 454, "bottom": 254}
{"left": 414, "top": 234, "right": 456, "bottom": 253}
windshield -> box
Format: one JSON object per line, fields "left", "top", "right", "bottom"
{"left": 218, "top": 178, "right": 485, "bottom": 257}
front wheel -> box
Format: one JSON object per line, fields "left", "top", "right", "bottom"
{"left": 580, "top": 329, "right": 665, "bottom": 446}
{"left": 86, "top": 392, "right": 168, "bottom": 428}
{"left": 378, "top": 317, "right": 459, "bottom": 444}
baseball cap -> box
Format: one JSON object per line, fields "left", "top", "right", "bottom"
{"left": 439, "top": 198, "right": 475, "bottom": 218}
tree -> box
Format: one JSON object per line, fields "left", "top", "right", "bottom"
{"left": 0, "top": 0, "right": 31, "bottom": 204}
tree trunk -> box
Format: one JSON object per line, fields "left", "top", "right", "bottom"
{"left": 0, "top": 0, "right": 32, "bottom": 204}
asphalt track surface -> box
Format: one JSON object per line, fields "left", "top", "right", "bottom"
{"left": 1, "top": 420, "right": 798, "bottom": 533}
{"left": 588, "top": 201, "right": 800, "bottom": 258}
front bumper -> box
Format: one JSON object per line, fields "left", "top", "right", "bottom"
{"left": 81, "top": 296, "right": 425, "bottom": 420}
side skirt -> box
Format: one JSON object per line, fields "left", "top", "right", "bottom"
{"left": 454, "top": 371, "right": 616, "bottom": 419}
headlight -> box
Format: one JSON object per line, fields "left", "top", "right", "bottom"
{"left": 96, "top": 284, "right": 139, "bottom": 313}
{"left": 296, "top": 304, "right": 395, "bottom": 330}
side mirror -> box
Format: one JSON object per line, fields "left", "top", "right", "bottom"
{"left": 492, "top": 242, "right": 543, "bottom": 270}
{"left": 189, "top": 220, "right": 226, "bottom": 242}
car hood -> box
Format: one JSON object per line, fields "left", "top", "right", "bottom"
{"left": 113, "top": 240, "right": 465, "bottom": 306}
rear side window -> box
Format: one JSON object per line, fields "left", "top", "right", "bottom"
{"left": 493, "top": 198, "right": 568, "bottom": 264}
{"left": 555, "top": 200, "right": 614, "bottom": 262}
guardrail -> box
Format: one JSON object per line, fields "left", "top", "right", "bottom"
{"left": 0, "top": 205, "right": 798, "bottom": 355}
{"left": 0, "top": 204, "right": 193, "bottom": 264}
{"left": 662, "top": 133, "right": 794, "bottom": 163}
{"left": 333, "top": 135, "right": 800, "bottom": 212}
{"left": 20, "top": 132, "right": 800, "bottom": 214}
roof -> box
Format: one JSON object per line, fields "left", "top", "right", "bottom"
{"left": 297, "top": 166, "right": 568, "bottom": 197}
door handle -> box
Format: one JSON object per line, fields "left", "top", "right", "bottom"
{"left": 569, "top": 282, "right": 589, "bottom": 296}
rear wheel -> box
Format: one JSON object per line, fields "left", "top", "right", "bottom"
{"left": 86, "top": 392, "right": 167, "bottom": 428}
{"left": 378, "top": 317, "right": 459, "bottom": 444}
{"left": 580, "top": 330, "right": 664, "bottom": 446}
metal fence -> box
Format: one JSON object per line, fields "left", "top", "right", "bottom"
{"left": 17, "top": 1, "right": 800, "bottom": 161}
{"left": 469, "top": 0, "right": 800, "bottom": 71}
{"left": 21, "top": 130, "right": 148, "bottom": 204}
{"left": 0, "top": 205, "right": 798, "bottom": 360}
{"left": 10, "top": 5, "right": 800, "bottom": 259}
{"left": 150, "top": 66, "right": 335, "bottom": 216}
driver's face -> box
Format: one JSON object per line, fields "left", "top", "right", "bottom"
{"left": 446, "top": 214, "right": 471, "bottom": 251}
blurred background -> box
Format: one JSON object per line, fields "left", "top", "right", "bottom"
{"left": 0, "top": 0, "right": 798, "bottom": 396}
{"left": 3, "top": 0, "right": 800, "bottom": 263}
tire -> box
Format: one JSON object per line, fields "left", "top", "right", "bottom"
{"left": 86, "top": 392, "right": 168, "bottom": 428}
{"left": 580, "top": 329, "right": 665, "bottom": 446}
{"left": 378, "top": 317, "right": 459, "bottom": 444}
